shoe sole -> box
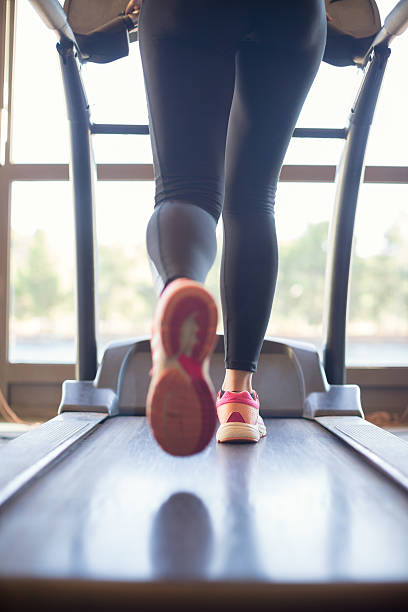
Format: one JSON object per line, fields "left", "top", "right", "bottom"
{"left": 147, "top": 281, "right": 218, "bottom": 456}
{"left": 216, "top": 422, "right": 266, "bottom": 443}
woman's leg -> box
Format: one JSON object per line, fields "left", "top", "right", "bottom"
{"left": 139, "top": 0, "right": 250, "bottom": 292}
{"left": 221, "top": 0, "right": 327, "bottom": 388}
{"left": 139, "top": 0, "right": 252, "bottom": 454}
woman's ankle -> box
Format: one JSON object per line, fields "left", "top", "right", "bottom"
{"left": 222, "top": 369, "right": 253, "bottom": 393}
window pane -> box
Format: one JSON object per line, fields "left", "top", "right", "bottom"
{"left": 94, "top": 182, "right": 225, "bottom": 351}
{"left": 268, "top": 183, "right": 335, "bottom": 348}
{"left": 284, "top": 137, "right": 344, "bottom": 166}
{"left": 8, "top": 181, "right": 219, "bottom": 364}
{"left": 14, "top": 0, "right": 406, "bottom": 166}
{"left": 9, "top": 182, "right": 76, "bottom": 362}
{"left": 9, "top": 182, "right": 157, "bottom": 363}
{"left": 12, "top": 4, "right": 148, "bottom": 163}
{"left": 82, "top": 43, "right": 148, "bottom": 125}
{"left": 95, "top": 182, "right": 155, "bottom": 356}
{"left": 96, "top": 182, "right": 229, "bottom": 356}
{"left": 95, "top": 184, "right": 226, "bottom": 359}
{"left": 348, "top": 183, "right": 408, "bottom": 366}
{"left": 246, "top": 181, "right": 408, "bottom": 368}
{"left": 11, "top": 1, "right": 69, "bottom": 163}
{"left": 290, "top": 0, "right": 408, "bottom": 164}
{"left": 364, "top": 32, "right": 408, "bottom": 166}
{"left": 297, "top": 63, "right": 360, "bottom": 129}
{"left": 93, "top": 134, "right": 152, "bottom": 164}
{"left": 82, "top": 41, "right": 150, "bottom": 163}
{"left": 9, "top": 180, "right": 408, "bottom": 367}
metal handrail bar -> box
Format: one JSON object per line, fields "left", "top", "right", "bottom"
{"left": 371, "top": 0, "right": 408, "bottom": 46}
{"left": 90, "top": 123, "right": 150, "bottom": 135}
{"left": 323, "top": 45, "right": 391, "bottom": 384}
{"left": 89, "top": 124, "right": 348, "bottom": 139}
{"left": 29, "top": 0, "right": 76, "bottom": 46}
{"left": 356, "top": 0, "right": 408, "bottom": 65}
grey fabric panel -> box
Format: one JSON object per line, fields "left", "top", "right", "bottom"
{"left": 325, "top": 0, "right": 381, "bottom": 38}
{"left": 64, "top": 0, "right": 130, "bottom": 35}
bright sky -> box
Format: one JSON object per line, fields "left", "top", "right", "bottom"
{"left": 10, "top": 0, "right": 408, "bottom": 259}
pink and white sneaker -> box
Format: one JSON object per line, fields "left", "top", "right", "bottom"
{"left": 216, "top": 390, "right": 266, "bottom": 443}
{"left": 147, "top": 278, "right": 218, "bottom": 456}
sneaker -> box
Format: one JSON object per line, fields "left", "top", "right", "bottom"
{"left": 147, "top": 278, "right": 218, "bottom": 456}
{"left": 216, "top": 390, "right": 266, "bottom": 443}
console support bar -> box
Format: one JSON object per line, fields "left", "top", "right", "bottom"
{"left": 58, "top": 44, "right": 98, "bottom": 381}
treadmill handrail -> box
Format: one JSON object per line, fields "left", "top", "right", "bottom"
{"left": 358, "top": 0, "right": 408, "bottom": 64}
{"left": 29, "top": 0, "right": 76, "bottom": 46}
{"left": 374, "top": 0, "right": 408, "bottom": 44}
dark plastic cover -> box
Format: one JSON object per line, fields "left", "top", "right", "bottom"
{"left": 324, "top": 0, "right": 381, "bottom": 65}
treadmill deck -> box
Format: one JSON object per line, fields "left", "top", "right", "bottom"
{"left": 1, "top": 416, "right": 408, "bottom": 584}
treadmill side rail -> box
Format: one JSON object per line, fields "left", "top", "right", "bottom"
{"left": 317, "top": 415, "right": 408, "bottom": 491}
{"left": 0, "top": 412, "right": 106, "bottom": 508}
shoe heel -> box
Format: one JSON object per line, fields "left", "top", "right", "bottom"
{"left": 160, "top": 281, "right": 217, "bottom": 363}
{"left": 148, "top": 368, "right": 216, "bottom": 456}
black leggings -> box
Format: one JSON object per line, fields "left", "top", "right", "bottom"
{"left": 140, "top": 0, "right": 326, "bottom": 372}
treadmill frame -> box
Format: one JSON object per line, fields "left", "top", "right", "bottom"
{"left": 55, "top": 19, "right": 391, "bottom": 388}
{"left": 1, "top": 0, "right": 408, "bottom": 508}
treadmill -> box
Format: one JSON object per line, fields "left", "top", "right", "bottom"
{"left": 1, "top": 1, "right": 408, "bottom": 609}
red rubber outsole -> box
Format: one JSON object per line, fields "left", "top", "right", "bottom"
{"left": 149, "top": 369, "right": 217, "bottom": 456}
{"left": 148, "top": 280, "right": 218, "bottom": 456}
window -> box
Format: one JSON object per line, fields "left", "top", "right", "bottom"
{"left": 9, "top": 181, "right": 158, "bottom": 363}
{"left": 271, "top": 182, "right": 335, "bottom": 347}
{"left": 348, "top": 184, "right": 408, "bottom": 366}
{"left": 94, "top": 181, "right": 155, "bottom": 355}
{"left": 1, "top": 0, "right": 408, "bottom": 420}
{"left": 9, "top": 182, "right": 75, "bottom": 362}
{"left": 11, "top": 0, "right": 69, "bottom": 163}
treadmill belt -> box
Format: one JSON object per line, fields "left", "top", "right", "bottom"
{"left": 1, "top": 417, "right": 408, "bottom": 584}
